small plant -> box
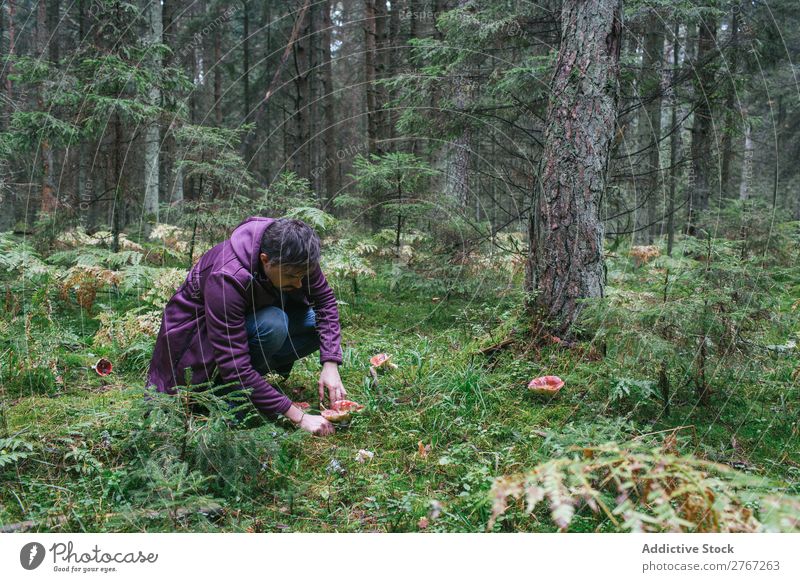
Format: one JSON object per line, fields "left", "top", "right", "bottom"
{"left": 59, "top": 266, "right": 121, "bottom": 312}
{"left": 0, "top": 436, "right": 34, "bottom": 470}
{"left": 488, "top": 439, "right": 799, "bottom": 533}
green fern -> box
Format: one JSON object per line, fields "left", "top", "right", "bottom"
{"left": 63, "top": 446, "right": 103, "bottom": 475}
{"left": 0, "top": 436, "right": 34, "bottom": 469}
{"left": 283, "top": 207, "right": 336, "bottom": 233}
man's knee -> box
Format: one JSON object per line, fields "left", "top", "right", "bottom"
{"left": 246, "top": 306, "right": 289, "bottom": 351}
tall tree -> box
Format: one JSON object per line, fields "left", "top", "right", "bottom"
{"left": 3, "top": 0, "right": 16, "bottom": 129}
{"left": 526, "top": 0, "right": 623, "bottom": 337}
{"left": 290, "top": 0, "right": 312, "bottom": 180}
{"left": 443, "top": 0, "right": 475, "bottom": 210}
{"left": 143, "top": 0, "right": 163, "bottom": 227}
{"left": 47, "top": 0, "right": 60, "bottom": 65}
{"left": 719, "top": 4, "right": 740, "bottom": 198}
{"left": 36, "top": 0, "right": 57, "bottom": 216}
{"left": 320, "top": 0, "right": 338, "bottom": 205}
{"left": 666, "top": 20, "right": 681, "bottom": 256}
{"left": 241, "top": 0, "right": 252, "bottom": 164}
{"left": 364, "top": 0, "right": 380, "bottom": 155}
{"left": 632, "top": 10, "right": 665, "bottom": 244}
{"left": 687, "top": 12, "right": 718, "bottom": 234}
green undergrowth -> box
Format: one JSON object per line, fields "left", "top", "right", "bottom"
{"left": 1, "top": 231, "right": 798, "bottom": 532}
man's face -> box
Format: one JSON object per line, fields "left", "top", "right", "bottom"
{"left": 259, "top": 253, "right": 306, "bottom": 291}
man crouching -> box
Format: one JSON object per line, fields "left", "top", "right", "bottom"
{"left": 146, "top": 216, "right": 345, "bottom": 436}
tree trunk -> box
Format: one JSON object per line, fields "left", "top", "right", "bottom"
{"left": 364, "top": 0, "right": 379, "bottom": 155}
{"left": 720, "top": 6, "right": 739, "bottom": 198}
{"left": 170, "top": 132, "right": 185, "bottom": 209}
{"left": 310, "top": 0, "right": 321, "bottom": 196}
{"left": 321, "top": 0, "right": 337, "bottom": 206}
{"left": 667, "top": 21, "right": 681, "bottom": 257}
{"left": 77, "top": 140, "right": 89, "bottom": 228}
{"left": 526, "top": 0, "right": 623, "bottom": 338}
{"left": 162, "top": 0, "right": 183, "bottom": 219}
{"left": 291, "top": 2, "right": 312, "bottom": 180}
{"left": 143, "top": 0, "right": 163, "bottom": 228}
{"left": 112, "top": 112, "right": 123, "bottom": 252}
{"left": 445, "top": 130, "right": 472, "bottom": 209}
{"left": 443, "top": 0, "right": 474, "bottom": 210}
{"left": 687, "top": 15, "right": 717, "bottom": 235}
{"left": 3, "top": 0, "right": 16, "bottom": 126}
{"left": 374, "top": 0, "right": 389, "bottom": 150}
{"left": 47, "top": 0, "right": 60, "bottom": 64}
{"left": 36, "top": 0, "right": 57, "bottom": 217}
{"left": 242, "top": 0, "right": 252, "bottom": 164}
{"left": 632, "top": 12, "right": 665, "bottom": 244}
{"left": 214, "top": 14, "right": 223, "bottom": 127}
{"left": 738, "top": 114, "right": 753, "bottom": 202}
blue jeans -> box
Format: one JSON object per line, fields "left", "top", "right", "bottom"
{"left": 245, "top": 305, "right": 321, "bottom": 378}
{"left": 205, "top": 306, "right": 320, "bottom": 422}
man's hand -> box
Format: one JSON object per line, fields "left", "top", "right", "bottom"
{"left": 284, "top": 404, "right": 335, "bottom": 436}
{"left": 299, "top": 413, "right": 335, "bottom": 436}
{"left": 319, "top": 361, "right": 346, "bottom": 406}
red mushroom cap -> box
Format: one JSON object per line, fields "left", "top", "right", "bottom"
{"left": 330, "top": 399, "right": 365, "bottom": 412}
{"left": 93, "top": 358, "right": 113, "bottom": 376}
{"left": 527, "top": 375, "right": 565, "bottom": 395}
{"left": 321, "top": 400, "right": 365, "bottom": 423}
{"left": 370, "top": 353, "right": 392, "bottom": 367}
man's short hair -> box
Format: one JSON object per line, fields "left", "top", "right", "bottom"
{"left": 260, "top": 218, "right": 321, "bottom": 267}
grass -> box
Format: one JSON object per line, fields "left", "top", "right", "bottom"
{"left": 1, "top": 248, "right": 798, "bottom": 533}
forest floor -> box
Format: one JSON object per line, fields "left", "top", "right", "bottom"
{"left": 1, "top": 238, "right": 799, "bottom": 532}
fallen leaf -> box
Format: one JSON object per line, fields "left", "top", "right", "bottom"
{"left": 417, "top": 440, "right": 431, "bottom": 458}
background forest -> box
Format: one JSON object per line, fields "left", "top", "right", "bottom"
{"left": 0, "top": 0, "right": 799, "bottom": 533}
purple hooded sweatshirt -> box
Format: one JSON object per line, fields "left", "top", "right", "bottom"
{"left": 146, "top": 216, "right": 343, "bottom": 416}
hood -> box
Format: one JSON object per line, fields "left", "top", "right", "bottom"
{"left": 230, "top": 216, "right": 276, "bottom": 274}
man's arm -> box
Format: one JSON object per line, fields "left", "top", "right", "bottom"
{"left": 305, "top": 264, "right": 343, "bottom": 365}
{"left": 305, "top": 264, "right": 346, "bottom": 405}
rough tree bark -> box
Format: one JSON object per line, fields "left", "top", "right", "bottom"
{"left": 667, "top": 20, "right": 681, "bottom": 257}
{"left": 214, "top": 19, "right": 222, "bottom": 127}
{"left": 143, "top": 0, "right": 163, "bottom": 228}
{"left": 687, "top": 15, "right": 717, "bottom": 235}
{"left": 526, "top": 0, "right": 623, "bottom": 338}
{"left": 47, "top": 0, "right": 60, "bottom": 64}
{"left": 291, "top": 1, "right": 312, "bottom": 180}
{"left": 242, "top": 0, "right": 252, "bottom": 164}
{"left": 443, "top": 0, "right": 475, "bottom": 210}
{"left": 162, "top": 0, "right": 183, "bottom": 215}
{"left": 738, "top": 111, "right": 753, "bottom": 201}
{"left": 320, "top": 0, "right": 338, "bottom": 206}
{"left": 720, "top": 5, "right": 739, "bottom": 198}
{"left": 36, "top": 0, "right": 58, "bottom": 216}
{"left": 632, "top": 11, "right": 665, "bottom": 244}
{"left": 364, "top": 0, "right": 379, "bottom": 155}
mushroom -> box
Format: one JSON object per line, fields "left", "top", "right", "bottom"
{"left": 355, "top": 449, "right": 374, "bottom": 463}
{"left": 370, "top": 353, "right": 398, "bottom": 370}
{"left": 92, "top": 358, "right": 113, "bottom": 376}
{"left": 527, "top": 375, "right": 564, "bottom": 396}
{"left": 321, "top": 399, "right": 365, "bottom": 423}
